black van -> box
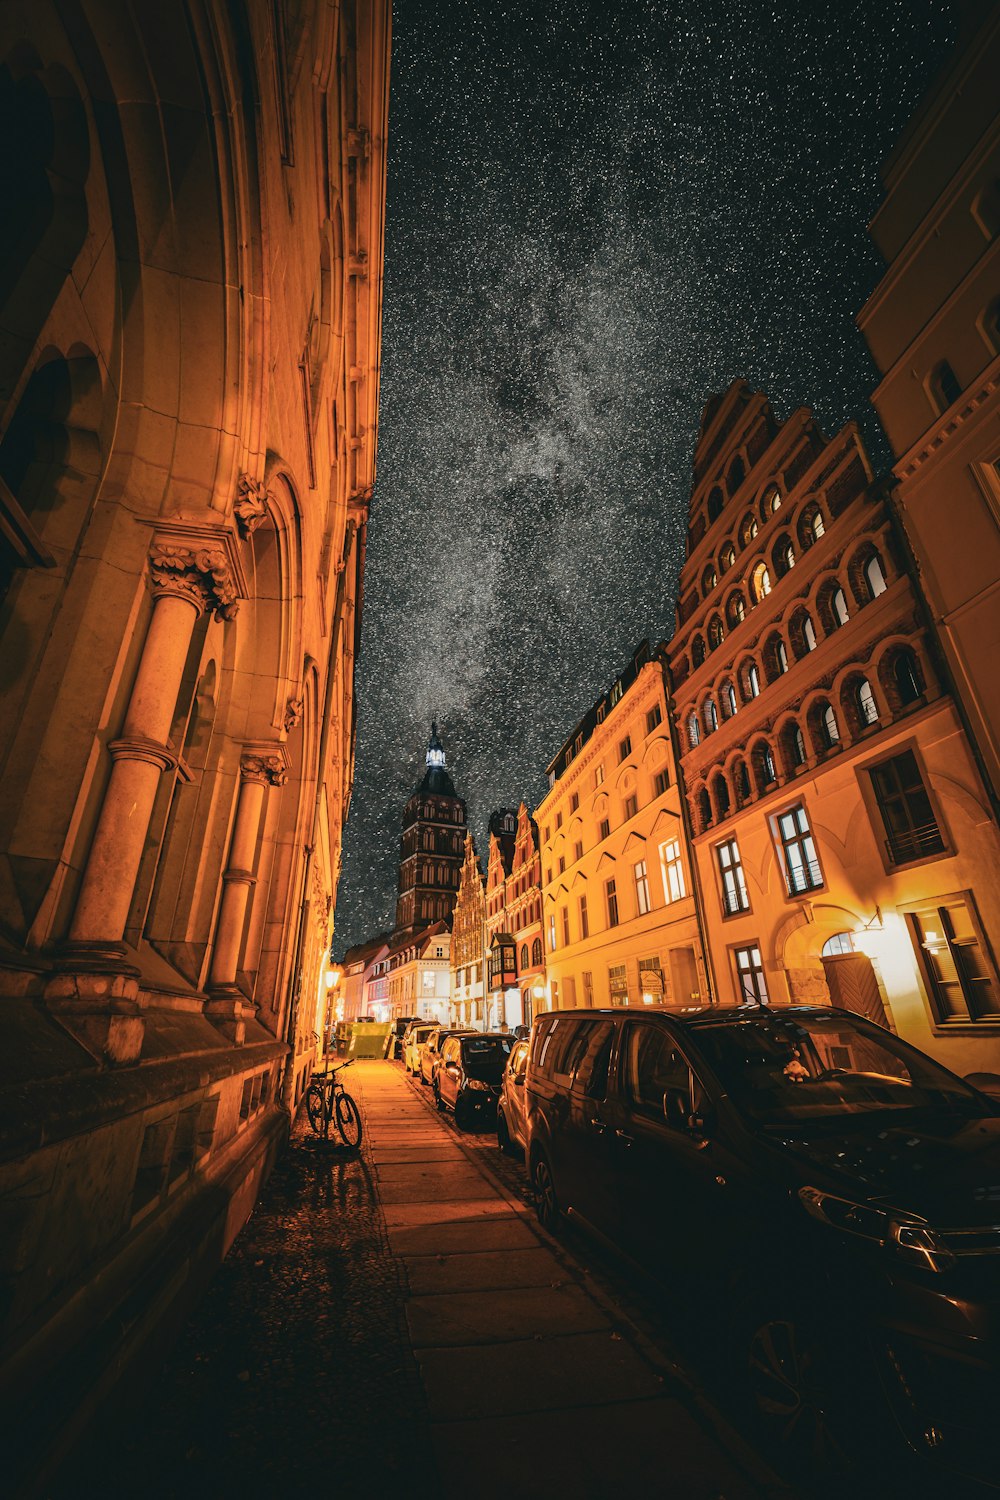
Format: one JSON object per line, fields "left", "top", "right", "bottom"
{"left": 524, "top": 1004, "right": 1000, "bottom": 1488}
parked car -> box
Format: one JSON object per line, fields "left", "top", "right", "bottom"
{"left": 524, "top": 1003, "right": 1000, "bottom": 1487}
{"left": 496, "top": 1038, "right": 530, "bottom": 1154}
{"left": 418, "top": 1026, "right": 474, "bottom": 1087}
{"left": 403, "top": 1022, "right": 436, "bottom": 1075}
{"left": 383, "top": 1016, "right": 418, "bottom": 1060}
{"left": 436, "top": 1032, "right": 515, "bottom": 1128}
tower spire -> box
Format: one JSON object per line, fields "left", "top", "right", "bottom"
{"left": 426, "top": 721, "right": 446, "bottom": 769}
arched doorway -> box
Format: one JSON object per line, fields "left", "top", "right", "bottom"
{"left": 821, "top": 932, "right": 890, "bottom": 1029}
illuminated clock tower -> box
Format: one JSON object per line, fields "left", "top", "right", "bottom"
{"left": 393, "top": 723, "right": 467, "bottom": 937}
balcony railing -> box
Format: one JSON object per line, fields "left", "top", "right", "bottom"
{"left": 721, "top": 884, "right": 749, "bottom": 916}
{"left": 886, "top": 821, "right": 945, "bottom": 865}
{"left": 786, "top": 857, "right": 823, "bottom": 896}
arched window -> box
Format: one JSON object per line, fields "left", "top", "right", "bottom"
{"left": 746, "top": 663, "right": 761, "bottom": 699}
{"left": 865, "top": 555, "right": 887, "bottom": 599}
{"left": 727, "top": 591, "right": 746, "bottom": 627}
{"left": 832, "top": 587, "right": 850, "bottom": 626}
{"left": 856, "top": 678, "right": 878, "bottom": 726}
{"left": 762, "top": 486, "right": 781, "bottom": 517}
{"left": 712, "top": 775, "right": 731, "bottom": 820}
{"left": 727, "top": 454, "right": 745, "bottom": 494}
{"left": 532, "top": 937, "right": 543, "bottom": 966}
{"left": 740, "top": 515, "right": 758, "bottom": 547}
{"left": 704, "top": 698, "right": 718, "bottom": 734}
{"left": 701, "top": 563, "right": 717, "bottom": 594}
{"left": 736, "top": 761, "right": 752, "bottom": 803}
{"left": 927, "top": 360, "right": 962, "bottom": 414}
{"left": 792, "top": 726, "right": 807, "bottom": 766}
{"left": 822, "top": 932, "right": 854, "bottom": 957}
{"left": 802, "top": 616, "right": 817, "bottom": 652}
{"left": 688, "top": 714, "right": 701, "bottom": 748}
{"left": 720, "top": 543, "right": 735, "bottom": 573}
{"left": 707, "top": 486, "right": 723, "bottom": 521}
{"left": 723, "top": 682, "right": 737, "bottom": 718}
{"left": 776, "top": 641, "right": 788, "bottom": 675}
{"left": 751, "top": 562, "right": 771, "bottom": 602}
{"left": 893, "top": 648, "right": 923, "bottom": 706}
{"left": 800, "top": 506, "right": 825, "bottom": 549}
{"left": 981, "top": 297, "right": 1000, "bottom": 357}
{"left": 520, "top": 944, "right": 529, "bottom": 969}
{"left": 696, "top": 787, "right": 712, "bottom": 830}
{"left": 775, "top": 538, "right": 795, "bottom": 576}
{"left": 691, "top": 635, "right": 706, "bottom": 667}
{"left": 822, "top": 704, "right": 840, "bottom": 747}
{"left": 708, "top": 615, "right": 725, "bottom": 650}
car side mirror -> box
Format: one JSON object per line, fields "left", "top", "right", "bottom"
{"left": 513, "top": 1074, "right": 525, "bottom": 1087}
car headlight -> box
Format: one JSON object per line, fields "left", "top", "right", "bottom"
{"left": 464, "top": 1078, "right": 489, "bottom": 1091}
{"left": 798, "top": 1187, "right": 955, "bottom": 1273}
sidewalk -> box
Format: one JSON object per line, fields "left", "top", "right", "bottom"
{"left": 66, "top": 1059, "right": 789, "bottom": 1500}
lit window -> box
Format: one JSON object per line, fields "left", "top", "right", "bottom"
{"left": 776, "top": 804, "right": 823, "bottom": 894}
{"left": 634, "top": 860, "right": 651, "bottom": 916}
{"left": 764, "top": 486, "right": 781, "bottom": 514}
{"left": 688, "top": 715, "right": 701, "bottom": 747}
{"left": 723, "top": 683, "right": 737, "bottom": 718}
{"left": 659, "top": 838, "right": 686, "bottom": 903}
{"left": 865, "top": 555, "right": 887, "bottom": 599}
{"left": 704, "top": 699, "right": 718, "bottom": 733}
{"left": 729, "top": 593, "right": 746, "bottom": 626}
{"left": 908, "top": 896, "right": 999, "bottom": 1023}
{"left": 747, "top": 664, "right": 760, "bottom": 699}
{"left": 822, "top": 704, "right": 840, "bottom": 747}
{"left": 776, "top": 641, "right": 788, "bottom": 675}
{"left": 716, "top": 838, "right": 749, "bottom": 914}
{"left": 832, "top": 587, "right": 850, "bottom": 627}
{"left": 857, "top": 678, "right": 879, "bottom": 726}
{"left": 720, "top": 544, "right": 735, "bottom": 572}
{"left": 752, "top": 562, "right": 771, "bottom": 601}
{"left": 734, "top": 945, "right": 768, "bottom": 1004}
{"left": 803, "top": 615, "right": 817, "bottom": 652}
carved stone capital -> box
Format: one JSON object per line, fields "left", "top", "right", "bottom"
{"left": 240, "top": 743, "right": 290, "bottom": 788}
{"left": 147, "top": 516, "right": 248, "bottom": 622}
{"left": 234, "top": 474, "right": 271, "bottom": 539}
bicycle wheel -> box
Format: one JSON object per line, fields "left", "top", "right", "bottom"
{"left": 335, "top": 1090, "right": 362, "bottom": 1148}
{"left": 305, "top": 1082, "right": 327, "bottom": 1135}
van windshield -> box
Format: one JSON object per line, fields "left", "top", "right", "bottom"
{"left": 462, "top": 1037, "right": 513, "bottom": 1083}
{"left": 691, "top": 1012, "right": 990, "bottom": 1127}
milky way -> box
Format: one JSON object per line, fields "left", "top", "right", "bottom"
{"left": 335, "top": 0, "right": 955, "bottom": 952}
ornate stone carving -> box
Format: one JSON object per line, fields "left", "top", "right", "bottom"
{"left": 149, "top": 537, "right": 242, "bottom": 621}
{"left": 284, "top": 696, "right": 303, "bottom": 732}
{"left": 240, "top": 748, "right": 289, "bottom": 787}
{"left": 234, "top": 474, "right": 271, "bottom": 539}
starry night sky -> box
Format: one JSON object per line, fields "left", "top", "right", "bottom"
{"left": 335, "top": 0, "right": 956, "bottom": 954}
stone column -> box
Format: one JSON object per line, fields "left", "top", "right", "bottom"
{"left": 46, "top": 516, "right": 245, "bottom": 1065}
{"left": 205, "top": 746, "right": 288, "bottom": 1044}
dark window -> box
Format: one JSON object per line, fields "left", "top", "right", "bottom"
{"left": 619, "top": 735, "right": 632, "bottom": 762}
{"left": 646, "top": 704, "right": 662, "bottom": 733}
{"left": 776, "top": 804, "right": 823, "bottom": 894}
{"left": 717, "top": 838, "right": 749, "bottom": 914}
{"left": 561, "top": 907, "right": 570, "bottom": 946}
{"left": 531, "top": 937, "right": 543, "bottom": 966}
{"left": 579, "top": 893, "right": 589, "bottom": 939}
{"left": 857, "top": 678, "right": 878, "bottom": 725}
{"left": 624, "top": 793, "right": 638, "bottom": 820}
{"left": 606, "top": 878, "right": 619, "bottom": 927}
{"left": 869, "top": 751, "right": 944, "bottom": 864}
{"left": 908, "top": 897, "right": 1000, "bottom": 1023}
{"left": 654, "top": 769, "right": 670, "bottom": 797}
{"left": 928, "top": 360, "right": 962, "bottom": 413}
{"left": 574, "top": 1021, "right": 615, "bottom": 1099}
{"left": 599, "top": 817, "right": 611, "bottom": 841}
{"left": 570, "top": 792, "right": 579, "bottom": 813}
{"left": 894, "top": 650, "right": 923, "bottom": 706}
{"left": 734, "top": 945, "right": 769, "bottom": 1005}
{"left": 573, "top": 839, "right": 583, "bottom": 862}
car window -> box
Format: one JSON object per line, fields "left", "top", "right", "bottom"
{"left": 509, "top": 1040, "right": 529, "bottom": 1078}
{"left": 573, "top": 1021, "right": 615, "bottom": 1101}
{"left": 442, "top": 1037, "right": 459, "bottom": 1062}
{"left": 623, "top": 1023, "right": 693, "bottom": 1128}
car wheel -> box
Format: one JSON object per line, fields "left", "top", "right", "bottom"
{"left": 532, "top": 1152, "right": 561, "bottom": 1234}
{"left": 745, "top": 1313, "right": 853, "bottom": 1471}
{"left": 434, "top": 1083, "right": 445, "bottom": 1112}
{"left": 497, "top": 1108, "right": 511, "bottom": 1153}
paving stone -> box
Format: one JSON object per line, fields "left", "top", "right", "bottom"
{"left": 402, "top": 1246, "right": 559, "bottom": 1294}
{"left": 407, "top": 1282, "right": 609, "bottom": 1347}
{"left": 387, "top": 1216, "right": 540, "bottom": 1256}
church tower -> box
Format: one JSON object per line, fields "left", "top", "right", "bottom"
{"left": 393, "top": 723, "right": 467, "bottom": 937}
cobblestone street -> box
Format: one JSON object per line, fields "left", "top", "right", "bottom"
{"left": 66, "top": 1061, "right": 791, "bottom": 1500}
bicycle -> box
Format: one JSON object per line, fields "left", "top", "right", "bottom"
{"left": 305, "top": 1059, "right": 362, "bottom": 1147}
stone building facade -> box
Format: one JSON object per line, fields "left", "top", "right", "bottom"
{"left": 450, "top": 832, "right": 486, "bottom": 1027}
{"left": 536, "top": 642, "right": 706, "bottom": 1015}
{"left": 484, "top": 807, "right": 518, "bottom": 1028}
{"left": 393, "top": 724, "right": 466, "bottom": 937}
{"left": 385, "top": 923, "right": 451, "bottom": 1024}
{"left": 857, "top": 9, "right": 1000, "bottom": 812}
{"left": 505, "top": 802, "right": 546, "bottom": 1027}
{"left": 668, "top": 380, "right": 1000, "bottom": 1076}
{"left": 0, "top": 2, "right": 389, "bottom": 1484}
